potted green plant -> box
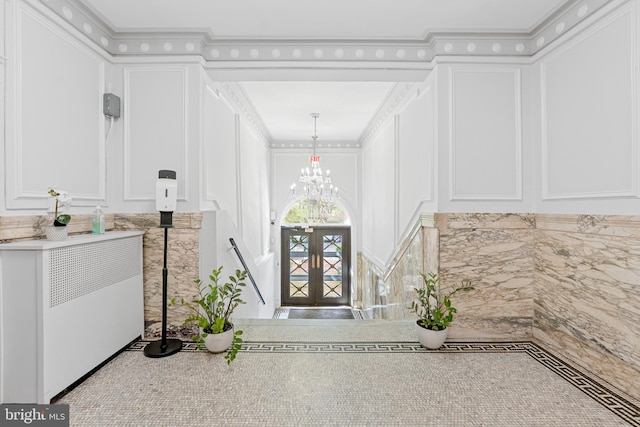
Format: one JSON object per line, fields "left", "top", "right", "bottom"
{"left": 45, "top": 188, "right": 72, "bottom": 240}
{"left": 409, "top": 272, "right": 473, "bottom": 349}
{"left": 171, "top": 266, "right": 247, "bottom": 364}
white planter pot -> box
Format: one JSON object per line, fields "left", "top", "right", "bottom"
{"left": 44, "top": 226, "right": 68, "bottom": 241}
{"left": 204, "top": 327, "right": 234, "bottom": 353}
{"left": 416, "top": 320, "right": 447, "bottom": 349}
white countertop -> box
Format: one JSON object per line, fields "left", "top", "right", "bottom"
{"left": 0, "top": 230, "right": 145, "bottom": 250}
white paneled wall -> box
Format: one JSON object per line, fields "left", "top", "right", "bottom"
{"left": 361, "top": 77, "right": 438, "bottom": 267}
{"left": 200, "top": 78, "right": 273, "bottom": 263}
{"left": 272, "top": 151, "right": 309, "bottom": 218}
{"left": 271, "top": 149, "right": 359, "bottom": 223}
{"left": 435, "top": 62, "right": 531, "bottom": 214}
{"left": 449, "top": 67, "right": 522, "bottom": 201}
{"left": 313, "top": 151, "right": 359, "bottom": 220}
{"left": 0, "top": 1, "right": 5, "bottom": 58}
{"left": 124, "top": 67, "right": 187, "bottom": 202}
{"left": 3, "top": 0, "right": 640, "bottom": 258}
{"left": 361, "top": 144, "right": 375, "bottom": 253}
{"left": 4, "top": 1, "right": 107, "bottom": 211}
{"left": 371, "top": 122, "right": 396, "bottom": 265}
{"left": 238, "top": 120, "right": 270, "bottom": 259}
{"left": 0, "top": 1, "right": 5, "bottom": 213}
{"left": 113, "top": 63, "right": 202, "bottom": 213}
{"left": 397, "top": 83, "right": 436, "bottom": 235}
{"left": 202, "top": 83, "right": 239, "bottom": 222}
{"left": 539, "top": 4, "right": 637, "bottom": 202}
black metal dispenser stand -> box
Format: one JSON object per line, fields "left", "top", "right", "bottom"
{"left": 144, "top": 170, "right": 182, "bottom": 358}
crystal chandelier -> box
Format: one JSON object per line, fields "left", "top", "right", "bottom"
{"left": 290, "top": 113, "right": 339, "bottom": 221}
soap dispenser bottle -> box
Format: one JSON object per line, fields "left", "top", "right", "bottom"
{"left": 92, "top": 205, "right": 105, "bottom": 234}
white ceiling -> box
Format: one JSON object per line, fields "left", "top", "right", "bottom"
{"left": 80, "top": 0, "right": 571, "bottom": 143}
{"left": 240, "top": 82, "right": 395, "bottom": 142}
{"left": 82, "top": 0, "right": 568, "bottom": 39}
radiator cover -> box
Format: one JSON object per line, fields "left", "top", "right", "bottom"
{"left": 0, "top": 231, "right": 144, "bottom": 403}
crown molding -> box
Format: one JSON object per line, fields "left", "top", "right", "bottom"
{"left": 217, "top": 82, "right": 271, "bottom": 148}
{"left": 360, "top": 82, "right": 416, "bottom": 146}
{"left": 270, "top": 140, "right": 362, "bottom": 150}
{"left": 37, "top": 0, "right": 615, "bottom": 63}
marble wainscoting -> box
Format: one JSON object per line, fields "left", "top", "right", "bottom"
{"left": 358, "top": 215, "right": 439, "bottom": 320}
{"left": 436, "top": 213, "right": 536, "bottom": 341}
{"left": 358, "top": 254, "right": 387, "bottom": 319}
{"left": 358, "top": 213, "right": 536, "bottom": 340}
{"left": 115, "top": 213, "right": 202, "bottom": 333}
{"left": 535, "top": 214, "right": 640, "bottom": 401}
{"left": 0, "top": 213, "right": 115, "bottom": 242}
{"left": 358, "top": 229, "right": 422, "bottom": 320}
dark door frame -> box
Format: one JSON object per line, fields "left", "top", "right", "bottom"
{"left": 281, "top": 225, "right": 351, "bottom": 307}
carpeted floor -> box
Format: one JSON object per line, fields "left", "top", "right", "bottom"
{"left": 53, "top": 321, "right": 640, "bottom": 427}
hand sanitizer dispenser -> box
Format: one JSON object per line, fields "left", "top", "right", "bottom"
{"left": 145, "top": 169, "right": 183, "bottom": 358}
{"left": 156, "top": 170, "right": 177, "bottom": 227}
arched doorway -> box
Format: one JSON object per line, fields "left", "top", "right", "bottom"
{"left": 280, "top": 199, "right": 351, "bottom": 307}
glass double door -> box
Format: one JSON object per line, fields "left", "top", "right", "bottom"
{"left": 281, "top": 226, "right": 350, "bottom": 306}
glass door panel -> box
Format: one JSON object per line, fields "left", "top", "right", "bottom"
{"left": 282, "top": 227, "right": 350, "bottom": 306}
{"left": 282, "top": 230, "right": 313, "bottom": 305}
{"left": 321, "top": 234, "right": 343, "bottom": 298}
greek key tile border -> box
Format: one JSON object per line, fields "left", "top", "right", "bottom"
{"left": 128, "top": 340, "right": 639, "bottom": 425}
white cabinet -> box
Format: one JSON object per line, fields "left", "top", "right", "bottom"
{"left": 0, "top": 231, "right": 145, "bottom": 403}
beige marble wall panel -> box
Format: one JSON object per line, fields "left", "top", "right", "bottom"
{"left": 360, "top": 251, "right": 410, "bottom": 320}
{"left": 358, "top": 254, "right": 383, "bottom": 318}
{"left": 0, "top": 214, "right": 115, "bottom": 242}
{"left": 439, "top": 220, "right": 535, "bottom": 340}
{"left": 115, "top": 212, "right": 202, "bottom": 230}
{"left": 537, "top": 214, "right": 640, "bottom": 238}
{"left": 116, "top": 213, "right": 203, "bottom": 332}
{"left": 535, "top": 314, "right": 640, "bottom": 401}
{"left": 437, "top": 212, "right": 536, "bottom": 230}
{"left": 423, "top": 227, "right": 439, "bottom": 274}
{"left": 360, "top": 226, "right": 439, "bottom": 321}
{"left": 141, "top": 227, "right": 200, "bottom": 328}
{"left": 386, "top": 230, "right": 424, "bottom": 320}
{"left": 535, "top": 225, "right": 640, "bottom": 400}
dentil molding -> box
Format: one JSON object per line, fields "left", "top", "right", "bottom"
{"left": 35, "top": 0, "right": 615, "bottom": 64}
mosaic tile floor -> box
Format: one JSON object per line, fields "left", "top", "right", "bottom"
{"left": 54, "top": 321, "right": 640, "bottom": 426}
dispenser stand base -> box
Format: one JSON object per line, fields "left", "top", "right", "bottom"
{"left": 143, "top": 338, "right": 182, "bottom": 358}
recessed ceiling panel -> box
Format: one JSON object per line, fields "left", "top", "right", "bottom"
{"left": 240, "top": 82, "right": 394, "bottom": 141}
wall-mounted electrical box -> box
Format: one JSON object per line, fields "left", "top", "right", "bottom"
{"left": 103, "top": 93, "right": 121, "bottom": 118}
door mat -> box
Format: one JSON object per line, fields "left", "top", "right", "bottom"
{"left": 273, "top": 307, "right": 364, "bottom": 320}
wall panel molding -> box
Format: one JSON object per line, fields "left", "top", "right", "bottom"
{"left": 201, "top": 82, "right": 239, "bottom": 218}
{"left": 449, "top": 66, "right": 523, "bottom": 201}
{"left": 5, "top": 1, "right": 106, "bottom": 210}
{"left": 540, "top": 4, "right": 637, "bottom": 200}
{"left": 123, "top": 66, "right": 188, "bottom": 201}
